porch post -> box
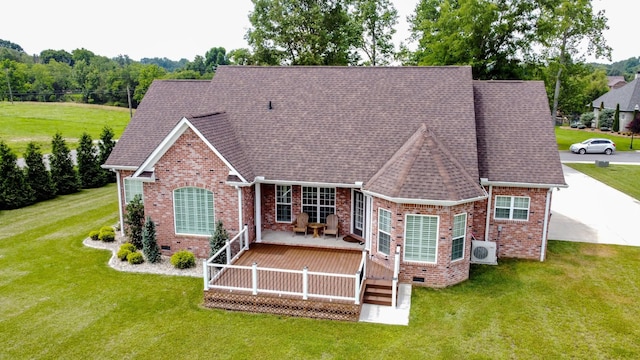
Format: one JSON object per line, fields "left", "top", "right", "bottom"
{"left": 354, "top": 272, "right": 361, "bottom": 305}
{"left": 225, "top": 239, "right": 231, "bottom": 264}
{"left": 302, "top": 266, "right": 309, "bottom": 300}
{"left": 115, "top": 170, "right": 125, "bottom": 237}
{"left": 252, "top": 262, "right": 258, "bottom": 295}
{"left": 392, "top": 245, "right": 401, "bottom": 308}
{"left": 203, "top": 260, "right": 209, "bottom": 290}
{"left": 243, "top": 224, "right": 249, "bottom": 250}
{"left": 255, "top": 182, "right": 262, "bottom": 242}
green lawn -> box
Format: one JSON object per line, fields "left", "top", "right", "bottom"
{"left": 565, "top": 163, "right": 640, "bottom": 201}
{"left": 0, "top": 101, "right": 131, "bottom": 156}
{"left": 555, "top": 126, "right": 635, "bottom": 151}
{"left": 1, "top": 186, "right": 639, "bottom": 359}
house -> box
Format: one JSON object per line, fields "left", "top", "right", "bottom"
{"left": 593, "top": 73, "right": 640, "bottom": 130}
{"left": 607, "top": 75, "right": 627, "bottom": 90}
{"left": 104, "top": 66, "right": 566, "bottom": 319}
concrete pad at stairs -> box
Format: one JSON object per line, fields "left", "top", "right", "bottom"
{"left": 359, "top": 284, "right": 411, "bottom": 326}
{"left": 549, "top": 165, "right": 640, "bottom": 246}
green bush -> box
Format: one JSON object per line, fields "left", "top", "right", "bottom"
{"left": 99, "top": 226, "right": 116, "bottom": 242}
{"left": 127, "top": 251, "right": 144, "bottom": 265}
{"left": 117, "top": 248, "right": 131, "bottom": 261}
{"left": 120, "top": 243, "right": 136, "bottom": 252}
{"left": 89, "top": 230, "right": 100, "bottom": 241}
{"left": 171, "top": 250, "right": 196, "bottom": 269}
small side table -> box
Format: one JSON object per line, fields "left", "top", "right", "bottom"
{"left": 308, "top": 223, "right": 325, "bottom": 238}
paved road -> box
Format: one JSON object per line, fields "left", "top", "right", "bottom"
{"left": 559, "top": 149, "right": 640, "bottom": 164}
{"left": 16, "top": 150, "right": 77, "bottom": 169}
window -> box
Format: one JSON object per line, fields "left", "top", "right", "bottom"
{"left": 378, "top": 209, "right": 392, "bottom": 255}
{"left": 404, "top": 215, "right": 438, "bottom": 263}
{"left": 302, "top": 187, "right": 335, "bottom": 223}
{"left": 173, "top": 187, "right": 214, "bottom": 235}
{"left": 276, "top": 185, "right": 292, "bottom": 223}
{"left": 124, "top": 178, "right": 143, "bottom": 203}
{"left": 451, "top": 213, "right": 467, "bottom": 261}
{"left": 495, "top": 196, "right": 530, "bottom": 221}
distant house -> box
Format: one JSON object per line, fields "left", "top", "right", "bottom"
{"left": 103, "top": 66, "right": 566, "bottom": 319}
{"left": 607, "top": 75, "right": 627, "bottom": 89}
{"left": 593, "top": 73, "right": 640, "bottom": 130}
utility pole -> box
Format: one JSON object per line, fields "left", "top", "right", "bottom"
{"left": 5, "top": 68, "right": 13, "bottom": 104}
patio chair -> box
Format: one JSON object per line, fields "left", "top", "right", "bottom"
{"left": 293, "top": 212, "right": 309, "bottom": 237}
{"left": 324, "top": 214, "right": 339, "bottom": 238}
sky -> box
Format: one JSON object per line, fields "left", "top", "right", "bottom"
{"left": 1, "top": 0, "right": 635, "bottom": 64}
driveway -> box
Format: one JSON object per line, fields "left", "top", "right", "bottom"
{"left": 548, "top": 163, "right": 640, "bottom": 246}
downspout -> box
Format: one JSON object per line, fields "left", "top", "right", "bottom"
{"left": 236, "top": 186, "right": 243, "bottom": 235}
{"left": 115, "top": 170, "right": 124, "bottom": 236}
{"left": 540, "top": 189, "right": 552, "bottom": 262}
{"left": 484, "top": 185, "right": 493, "bottom": 241}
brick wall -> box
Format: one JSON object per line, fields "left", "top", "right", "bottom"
{"left": 473, "top": 187, "right": 551, "bottom": 260}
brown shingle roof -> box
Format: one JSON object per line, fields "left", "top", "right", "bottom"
{"left": 473, "top": 80, "right": 566, "bottom": 186}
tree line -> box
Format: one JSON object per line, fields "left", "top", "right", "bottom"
{"left": 2, "top": 0, "right": 639, "bottom": 119}
{"left": 0, "top": 126, "right": 116, "bottom": 210}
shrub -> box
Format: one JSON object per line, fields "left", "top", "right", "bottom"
{"left": 142, "top": 216, "right": 161, "bottom": 263}
{"left": 89, "top": 230, "right": 100, "bottom": 241}
{"left": 117, "top": 248, "right": 131, "bottom": 261}
{"left": 171, "top": 250, "right": 196, "bottom": 269}
{"left": 127, "top": 251, "right": 144, "bottom": 264}
{"left": 99, "top": 227, "right": 115, "bottom": 242}
{"left": 120, "top": 243, "right": 137, "bottom": 252}
{"left": 580, "top": 112, "right": 595, "bottom": 127}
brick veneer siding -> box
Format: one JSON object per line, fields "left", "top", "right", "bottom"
{"left": 140, "top": 128, "right": 241, "bottom": 258}
{"left": 368, "top": 197, "right": 475, "bottom": 288}
{"left": 242, "top": 186, "right": 256, "bottom": 243}
{"left": 472, "top": 187, "right": 551, "bottom": 260}
{"left": 260, "top": 185, "right": 351, "bottom": 237}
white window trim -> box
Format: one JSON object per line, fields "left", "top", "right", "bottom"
{"left": 275, "top": 185, "right": 292, "bottom": 223}
{"left": 451, "top": 213, "right": 467, "bottom": 262}
{"left": 494, "top": 195, "right": 530, "bottom": 221}
{"left": 173, "top": 187, "right": 214, "bottom": 237}
{"left": 377, "top": 208, "right": 392, "bottom": 256}
{"left": 301, "top": 186, "right": 336, "bottom": 223}
{"left": 403, "top": 214, "right": 439, "bottom": 264}
{"left": 123, "top": 178, "right": 144, "bottom": 204}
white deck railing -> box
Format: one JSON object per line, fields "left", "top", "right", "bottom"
{"left": 392, "top": 244, "right": 401, "bottom": 308}
{"left": 204, "top": 237, "right": 368, "bottom": 304}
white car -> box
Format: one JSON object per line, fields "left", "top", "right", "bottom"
{"left": 569, "top": 138, "right": 616, "bottom": 155}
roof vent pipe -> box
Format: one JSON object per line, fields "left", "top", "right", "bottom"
{"left": 268, "top": 101, "right": 273, "bottom": 110}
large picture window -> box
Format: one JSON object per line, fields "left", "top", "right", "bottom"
{"left": 124, "top": 178, "right": 143, "bottom": 203}
{"left": 173, "top": 187, "right": 214, "bottom": 235}
{"left": 302, "top": 187, "right": 335, "bottom": 223}
{"left": 276, "top": 185, "right": 292, "bottom": 223}
{"left": 404, "top": 215, "right": 438, "bottom": 263}
{"left": 494, "top": 196, "right": 530, "bottom": 221}
{"left": 378, "top": 209, "right": 392, "bottom": 255}
{"left": 451, "top": 213, "right": 467, "bottom": 261}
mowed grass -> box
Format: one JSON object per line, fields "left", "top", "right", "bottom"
{"left": 555, "top": 126, "right": 634, "bottom": 151}
{"left": 1, "top": 186, "right": 640, "bottom": 359}
{"left": 565, "top": 163, "right": 640, "bottom": 201}
{"left": 0, "top": 101, "right": 131, "bottom": 156}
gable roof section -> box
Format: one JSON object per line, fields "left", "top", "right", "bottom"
{"left": 474, "top": 81, "right": 566, "bottom": 187}
{"left": 104, "top": 79, "right": 212, "bottom": 169}
{"left": 365, "top": 124, "right": 486, "bottom": 204}
{"left": 592, "top": 78, "right": 640, "bottom": 112}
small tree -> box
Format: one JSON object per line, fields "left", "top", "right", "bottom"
{"left": 98, "top": 126, "right": 117, "bottom": 183}
{"left": 23, "top": 142, "right": 55, "bottom": 202}
{"left": 0, "top": 141, "right": 35, "bottom": 210}
{"left": 142, "top": 216, "right": 161, "bottom": 263}
{"left": 598, "top": 109, "right": 615, "bottom": 129}
{"left": 580, "top": 112, "right": 595, "bottom": 128}
{"left": 77, "top": 132, "right": 104, "bottom": 188}
{"left": 627, "top": 110, "right": 640, "bottom": 150}
{"left": 209, "top": 219, "right": 229, "bottom": 263}
{"left": 50, "top": 132, "right": 80, "bottom": 195}
{"left": 613, "top": 103, "right": 620, "bottom": 132}
{"left": 124, "top": 194, "right": 145, "bottom": 249}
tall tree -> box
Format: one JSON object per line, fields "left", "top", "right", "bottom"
{"left": 77, "top": 132, "right": 104, "bottom": 188}
{"left": 125, "top": 194, "right": 145, "bottom": 249}
{"left": 142, "top": 216, "right": 161, "bottom": 263}
{"left": 247, "top": 0, "right": 359, "bottom": 65}
{"left": 613, "top": 103, "right": 620, "bottom": 132}
{"left": 204, "top": 47, "right": 230, "bottom": 72}
{"left": 536, "top": 0, "right": 611, "bottom": 122}
{"left": 50, "top": 132, "right": 80, "bottom": 195}
{"left": 0, "top": 141, "right": 34, "bottom": 210}
{"left": 23, "top": 142, "right": 55, "bottom": 202}
{"left": 351, "top": 0, "right": 398, "bottom": 66}
{"left": 98, "top": 126, "right": 117, "bottom": 183}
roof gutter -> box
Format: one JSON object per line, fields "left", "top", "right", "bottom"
{"left": 100, "top": 165, "right": 138, "bottom": 171}
{"left": 480, "top": 179, "right": 568, "bottom": 189}
{"left": 362, "top": 189, "right": 488, "bottom": 207}
{"left": 251, "top": 177, "right": 364, "bottom": 189}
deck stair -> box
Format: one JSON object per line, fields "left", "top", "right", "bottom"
{"left": 363, "top": 279, "right": 395, "bottom": 306}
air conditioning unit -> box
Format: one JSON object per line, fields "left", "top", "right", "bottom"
{"left": 471, "top": 240, "right": 497, "bottom": 265}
